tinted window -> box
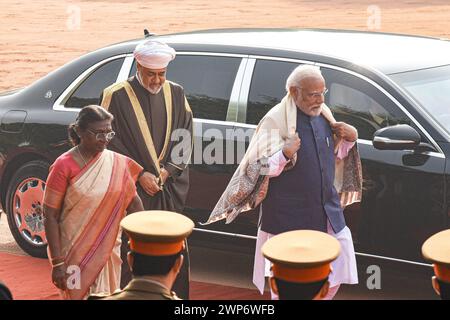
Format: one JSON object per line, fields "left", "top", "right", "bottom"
{"left": 247, "top": 60, "right": 415, "bottom": 140}
{"left": 390, "top": 65, "right": 450, "bottom": 139}
{"left": 65, "top": 58, "right": 124, "bottom": 109}
{"left": 247, "top": 60, "right": 298, "bottom": 124}
{"left": 130, "top": 55, "right": 241, "bottom": 121}
{"left": 322, "top": 68, "right": 413, "bottom": 140}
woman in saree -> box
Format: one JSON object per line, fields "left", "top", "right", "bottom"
{"left": 43, "top": 105, "right": 144, "bottom": 300}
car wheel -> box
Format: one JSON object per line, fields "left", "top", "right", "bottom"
{"left": 6, "top": 160, "right": 49, "bottom": 258}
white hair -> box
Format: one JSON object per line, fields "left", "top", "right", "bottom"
{"left": 285, "top": 65, "right": 324, "bottom": 93}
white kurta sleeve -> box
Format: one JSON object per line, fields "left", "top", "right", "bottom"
{"left": 267, "top": 150, "right": 290, "bottom": 178}
{"left": 336, "top": 140, "right": 355, "bottom": 160}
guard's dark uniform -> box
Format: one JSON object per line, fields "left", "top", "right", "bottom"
{"left": 101, "top": 278, "right": 180, "bottom": 300}
{"left": 88, "top": 210, "right": 194, "bottom": 301}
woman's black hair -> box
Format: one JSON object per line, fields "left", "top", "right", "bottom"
{"left": 68, "top": 105, "right": 114, "bottom": 146}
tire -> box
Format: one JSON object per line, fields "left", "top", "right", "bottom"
{"left": 6, "top": 160, "right": 50, "bottom": 258}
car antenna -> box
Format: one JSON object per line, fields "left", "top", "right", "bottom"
{"left": 144, "top": 29, "right": 155, "bottom": 38}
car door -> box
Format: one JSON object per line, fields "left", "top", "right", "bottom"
{"left": 168, "top": 54, "right": 245, "bottom": 228}
{"left": 130, "top": 54, "right": 246, "bottom": 233}
{"left": 321, "top": 66, "right": 447, "bottom": 262}
{"left": 233, "top": 58, "right": 302, "bottom": 237}
{"left": 240, "top": 57, "right": 446, "bottom": 262}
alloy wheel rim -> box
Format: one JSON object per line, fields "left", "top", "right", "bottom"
{"left": 13, "top": 177, "right": 47, "bottom": 246}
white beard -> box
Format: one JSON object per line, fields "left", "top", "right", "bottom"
{"left": 136, "top": 71, "right": 162, "bottom": 95}
{"left": 147, "top": 85, "right": 162, "bottom": 95}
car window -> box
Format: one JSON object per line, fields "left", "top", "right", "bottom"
{"left": 322, "top": 68, "right": 413, "bottom": 141}
{"left": 130, "top": 55, "right": 241, "bottom": 121}
{"left": 390, "top": 65, "right": 450, "bottom": 139}
{"left": 65, "top": 58, "right": 124, "bottom": 109}
{"left": 247, "top": 60, "right": 298, "bottom": 124}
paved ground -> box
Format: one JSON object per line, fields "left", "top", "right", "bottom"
{"left": 0, "top": 211, "right": 439, "bottom": 299}
{"left": 1, "top": 0, "right": 450, "bottom": 92}
{"left": 0, "top": 212, "right": 26, "bottom": 256}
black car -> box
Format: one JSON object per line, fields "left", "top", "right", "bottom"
{"left": 0, "top": 29, "right": 449, "bottom": 274}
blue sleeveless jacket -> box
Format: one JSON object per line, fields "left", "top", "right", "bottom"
{"left": 260, "top": 108, "right": 346, "bottom": 234}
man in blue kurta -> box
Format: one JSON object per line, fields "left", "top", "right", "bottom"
{"left": 204, "top": 65, "right": 362, "bottom": 300}
{"left": 261, "top": 105, "right": 346, "bottom": 234}
{"left": 254, "top": 65, "right": 359, "bottom": 299}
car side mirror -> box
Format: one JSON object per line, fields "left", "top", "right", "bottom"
{"left": 373, "top": 124, "right": 421, "bottom": 151}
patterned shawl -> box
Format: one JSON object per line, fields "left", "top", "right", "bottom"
{"left": 203, "top": 94, "right": 363, "bottom": 225}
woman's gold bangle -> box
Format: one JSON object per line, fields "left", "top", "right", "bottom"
{"left": 51, "top": 256, "right": 64, "bottom": 264}
{"left": 52, "top": 261, "right": 65, "bottom": 268}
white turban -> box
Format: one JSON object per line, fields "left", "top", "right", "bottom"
{"left": 133, "top": 40, "right": 176, "bottom": 69}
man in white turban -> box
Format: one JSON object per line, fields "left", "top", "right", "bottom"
{"left": 133, "top": 40, "right": 176, "bottom": 94}
{"left": 100, "top": 39, "right": 193, "bottom": 299}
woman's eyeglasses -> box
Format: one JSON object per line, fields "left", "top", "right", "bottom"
{"left": 86, "top": 129, "right": 116, "bottom": 141}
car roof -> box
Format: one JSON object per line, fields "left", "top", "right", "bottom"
{"left": 115, "top": 28, "right": 450, "bottom": 75}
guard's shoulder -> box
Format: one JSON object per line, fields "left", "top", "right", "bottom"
{"left": 164, "top": 291, "right": 182, "bottom": 300}
{"left": 87, "top": 290, "right": 122, "bottom": 300}
{"left": 103, "top": 290, "right": 128, "bottom": 300}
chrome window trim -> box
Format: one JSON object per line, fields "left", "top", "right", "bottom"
{"left": 227, "top": 58, "right": 249, "bottom": 122}
{"left": 248, "top": 56, "right": 320, "bottom": 65}
{"left": 52, "top": 54, "right": 128, "bottom": 113}
{"left": 174, "top": 52, "right": 248, "bottom": 58}
{"left": 193, "top": 118, "right": 237, "bottom": 127}
{"left": 117, "top": 54, "right": 134, "bottom": 81}
{"left": 231, "top": 122, "right": 258, "bottom": 129}
{"left": 245, "top": 55, "right": 445, "bottom": 156}
{"left": 236, "top": 58, "right": 256, "bottom": 123}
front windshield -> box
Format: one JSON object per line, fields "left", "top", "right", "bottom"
{"left": 390, "top": 65, "right": 450, "bottom": 139}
